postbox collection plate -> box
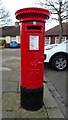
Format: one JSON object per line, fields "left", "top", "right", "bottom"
{"left": 29, "top": 35, "right": 39, "bottom": 50}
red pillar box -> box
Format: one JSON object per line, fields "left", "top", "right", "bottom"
{"left": 15, "top": 7, "right": 50, "bottom": 111}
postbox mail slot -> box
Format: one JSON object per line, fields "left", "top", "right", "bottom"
{"left": 27, "top": 26, "right": 41, "bottom": 30}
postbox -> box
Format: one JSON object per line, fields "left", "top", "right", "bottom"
{"left": 15, "top": 7, "right": 50, "bottom": 111}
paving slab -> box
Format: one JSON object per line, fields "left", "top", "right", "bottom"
{"left": 47, "top": 108, "right": 64, "bottom": 118}
{"left": 2, "top": 93, "right": 20, "bottom": 111}
{"left": 44, "top": 84, "right": 58, "bottom": 108}
{"left": 2, "top": 82, "right": 18, "bottom": 92}
{"left": 0, "top": 67, "right": 11, "bottom": 71}
{"left": 0, "top": 82, "right": 2, "bottom": 93}
{"left": 2, "top": 58, "right": 65, "bottom": 119}
{"left": 2, "top": 111, "right": 15, "bottom": 119}
{"left": 0, "top": 93, "right": 2, "bottom": 100}
{"left": 2, "top": 92, "right": 48, "bottom": 118}
{"left": 0, "top": 100, "right": 2, "bottom": 111}
{"left": 2, "top": 71, "right": 20, "bottom": 82}
{"left": 3, "top": 60, "right": 20, "bottom": 70}
{"left": 43, "top": 84, "right": 64, "bottom": 118}
{"left": 0, "top": 111, "right": 2, "bottom": 120}
{"left": 15, "top": 107, "right": 48, "bottom": 118}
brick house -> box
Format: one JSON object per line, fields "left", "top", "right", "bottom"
{"left": 0, "top": 22, "right": 68, "bottom": 46}
{"left": 0, "top": 22, "right": 20, "bottom": 46}
{"left": 45, "top": 22, "right": 68, "bottom": 45}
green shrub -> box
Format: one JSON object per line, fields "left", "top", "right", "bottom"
{"left": 0, "top": 40, "right": 6, "bottom": 46}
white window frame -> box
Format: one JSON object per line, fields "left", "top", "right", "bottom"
{"left": 17, "top": 36, "right": 20, "bottom": 43}
{"left": 16, "top": 36, "right": 20, "bottom": 43}
{"left": 55, "top": 37, "right": 59, "bottom": 44}
{"left": 0, "top": 37, "right": 5, "bottom": 40}
{"left": 10, "top": 37, "right": 16, "bottom": 42}
{"left": 62, "top": 37, "right": 66, "bottom": 42}
{"left": 45, "top": 37, "right": 51, "bottom": 45}
{"left": 55, "top": 36, "right": 66, "bottom": 44}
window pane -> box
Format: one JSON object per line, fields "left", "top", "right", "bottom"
{"left": 55, "top": 37, "right": 59, "bottom": 44}
{"left": 45, "top": 37, "right": 50, "bottom": 45}
{"left": 10, "top": 37, "right": 16, "bottom": 42}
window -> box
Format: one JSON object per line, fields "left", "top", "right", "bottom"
{"left": 55, "top": 37, "right": 59, "bottom": 44}
{"left": 45, "top": 37, "right": 51, "bottom": 45}
{"left": 10, "top": 37, "right": 16, "bottom": 42}
{"left": 17, "top": 36, "right": 20, "bottom": 43}
{"left": 55, "top": 36, "right": 66, "bottom": 44}
{"left": 0, "top": 37, "right": 5, "bottom": 40}
{"left": 62, "top": 37, "right": 66, "bottom": 42}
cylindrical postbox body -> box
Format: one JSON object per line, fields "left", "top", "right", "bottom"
{"left": 15, "top": 7, "right": 50, "bottom": 111}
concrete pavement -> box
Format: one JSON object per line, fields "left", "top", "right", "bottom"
{"left": 0, "top": 57, "right": 65, "bottom": 119}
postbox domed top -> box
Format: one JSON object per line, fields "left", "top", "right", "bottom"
{"left": 15, "top": 7, "right": 50, "bottom": 22}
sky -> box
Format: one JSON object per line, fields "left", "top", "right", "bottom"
{"left": 2, "top": 0, "right": 59, "bottom": 30}
{"left": 3, "top": 0, "right": 37, "bottom": 22}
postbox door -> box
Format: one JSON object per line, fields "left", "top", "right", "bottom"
{"left": 28, "top": 33, "right": 44, "bottom": 79}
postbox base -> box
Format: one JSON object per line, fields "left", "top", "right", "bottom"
{"left": 20, "top": 86, "right": 44, "bottom": 111}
